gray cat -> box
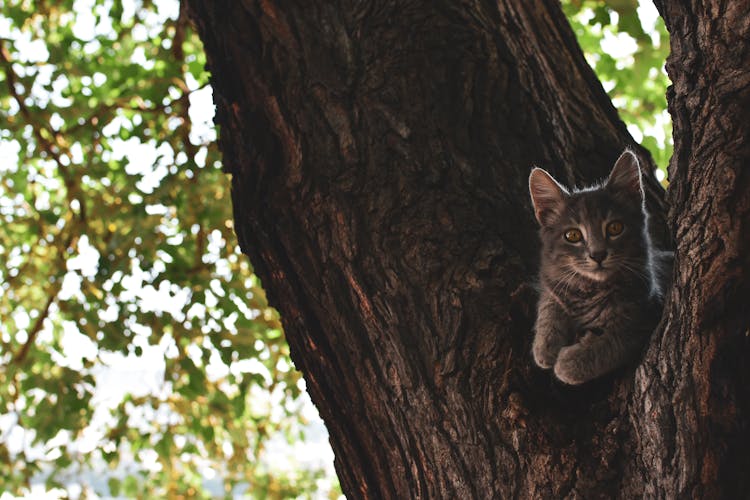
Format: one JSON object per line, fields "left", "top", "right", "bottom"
{"left": 528, "top": 150, "right": 670, "bottom": 385}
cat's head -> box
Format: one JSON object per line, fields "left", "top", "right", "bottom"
{"left": 528, "top": 150, "right": 648, "bottom": 283}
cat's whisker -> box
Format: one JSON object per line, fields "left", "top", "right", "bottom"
{"left": 551, "top": 265, "right": 579, "bottom": 297}
{"left": 613, "top": 257, "right": 652, "bottom": 286}
{"left": 559, "top": 269, "right": 582, "bottom": 298}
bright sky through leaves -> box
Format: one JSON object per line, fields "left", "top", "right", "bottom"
{"left": 1, "top": 0, "right": 337, "bottom": 497}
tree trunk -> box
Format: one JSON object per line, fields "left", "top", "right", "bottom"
{"left": 186, "top": 0, "right": 749, "bottom": 497}
{"left": 630, "top": 1, "right": 750, "bottom": 497}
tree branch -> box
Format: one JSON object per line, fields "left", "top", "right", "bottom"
{"left": 12, "top": 290, "right": 57, "bottom": 364}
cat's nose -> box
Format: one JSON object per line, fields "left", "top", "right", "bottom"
{"left": 589, "top": 250, "right": 608, "bottom": 264}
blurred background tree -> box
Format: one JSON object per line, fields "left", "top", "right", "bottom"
{"left": 564, "top": 0, "right": 672, "bottom": 176}
{"left": 0, "top": 0, "right": 335, "bottom": 497}
{"left": 0, "top": 0, "right": 668, "bottom": 497}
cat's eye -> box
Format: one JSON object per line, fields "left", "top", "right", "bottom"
{"left": 564, "top": 228, "right": 583, "bottom": 243}
{"left": 606, "top": 221, "right": 624, "bottom": 237}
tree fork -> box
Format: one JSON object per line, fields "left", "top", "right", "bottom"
{"left": 187, "top": 0, "right": 748, "bottom": 497}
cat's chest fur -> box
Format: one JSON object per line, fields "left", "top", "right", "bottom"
{"left": 546, "top": 278, "right": 650, "bottom": 330}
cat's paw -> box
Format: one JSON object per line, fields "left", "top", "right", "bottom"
{"left": 532, "top": 339, "right": 560, "bottom": 369}
{"left": 553, "top": 344, "right": 591, "bottom": 385}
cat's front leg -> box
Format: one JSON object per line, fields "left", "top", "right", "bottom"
{"left": 532, "top": 292, "right": 572, "bottom": 369}
{"left": 553, "top": 328, "right": 644, "bottom": 385}
{"left": 553, "top": 343, "right": 595, "bottom": 385}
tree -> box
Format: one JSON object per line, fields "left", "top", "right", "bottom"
{"left": 186, "top": 0, "right": 749, "bottom": 497}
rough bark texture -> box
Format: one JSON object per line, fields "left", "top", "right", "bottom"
{"left": 187, "top": 0, "right": 749, "bottom": 497}
{"left": 632, "top": 1, "right": 750, "bottom": 497}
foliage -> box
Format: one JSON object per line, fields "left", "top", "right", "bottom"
{"left": 563, "top": 0, "right": 672, "bottom": 176}
{"left": 0, "top": 0, "right": 336, "bottom": 497}
{"left": 0, "top": 0, "right": 669, "bottom": 497}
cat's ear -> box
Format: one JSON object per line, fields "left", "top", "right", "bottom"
{"left": 606, "top": 149, "right": 644, "bottom": 202}
{"left": 529, "top": 168, "right": 569, "bottom": 226}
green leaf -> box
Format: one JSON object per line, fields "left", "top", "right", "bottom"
{"left": 108, "top": 477, "right": 122, "bottom": 496}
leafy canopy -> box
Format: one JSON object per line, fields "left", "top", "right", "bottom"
{"left": 564, "top": 0, "right": 672, "bottom": 175}
{"left": 1, "top": 0, "right": 335, "bottom": 497}
{"left": 0, "top": 0, "right": 668, "bottom": 497}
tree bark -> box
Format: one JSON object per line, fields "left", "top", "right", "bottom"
{"left": 186, "top": 0, "right": 749, "bottom": 497}
{"left": 631, "top": 1, "right": 750, "bottom": 497}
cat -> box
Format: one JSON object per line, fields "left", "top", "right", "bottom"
{"left": 528, "top": 149, "right": 670, "bottom": 385}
